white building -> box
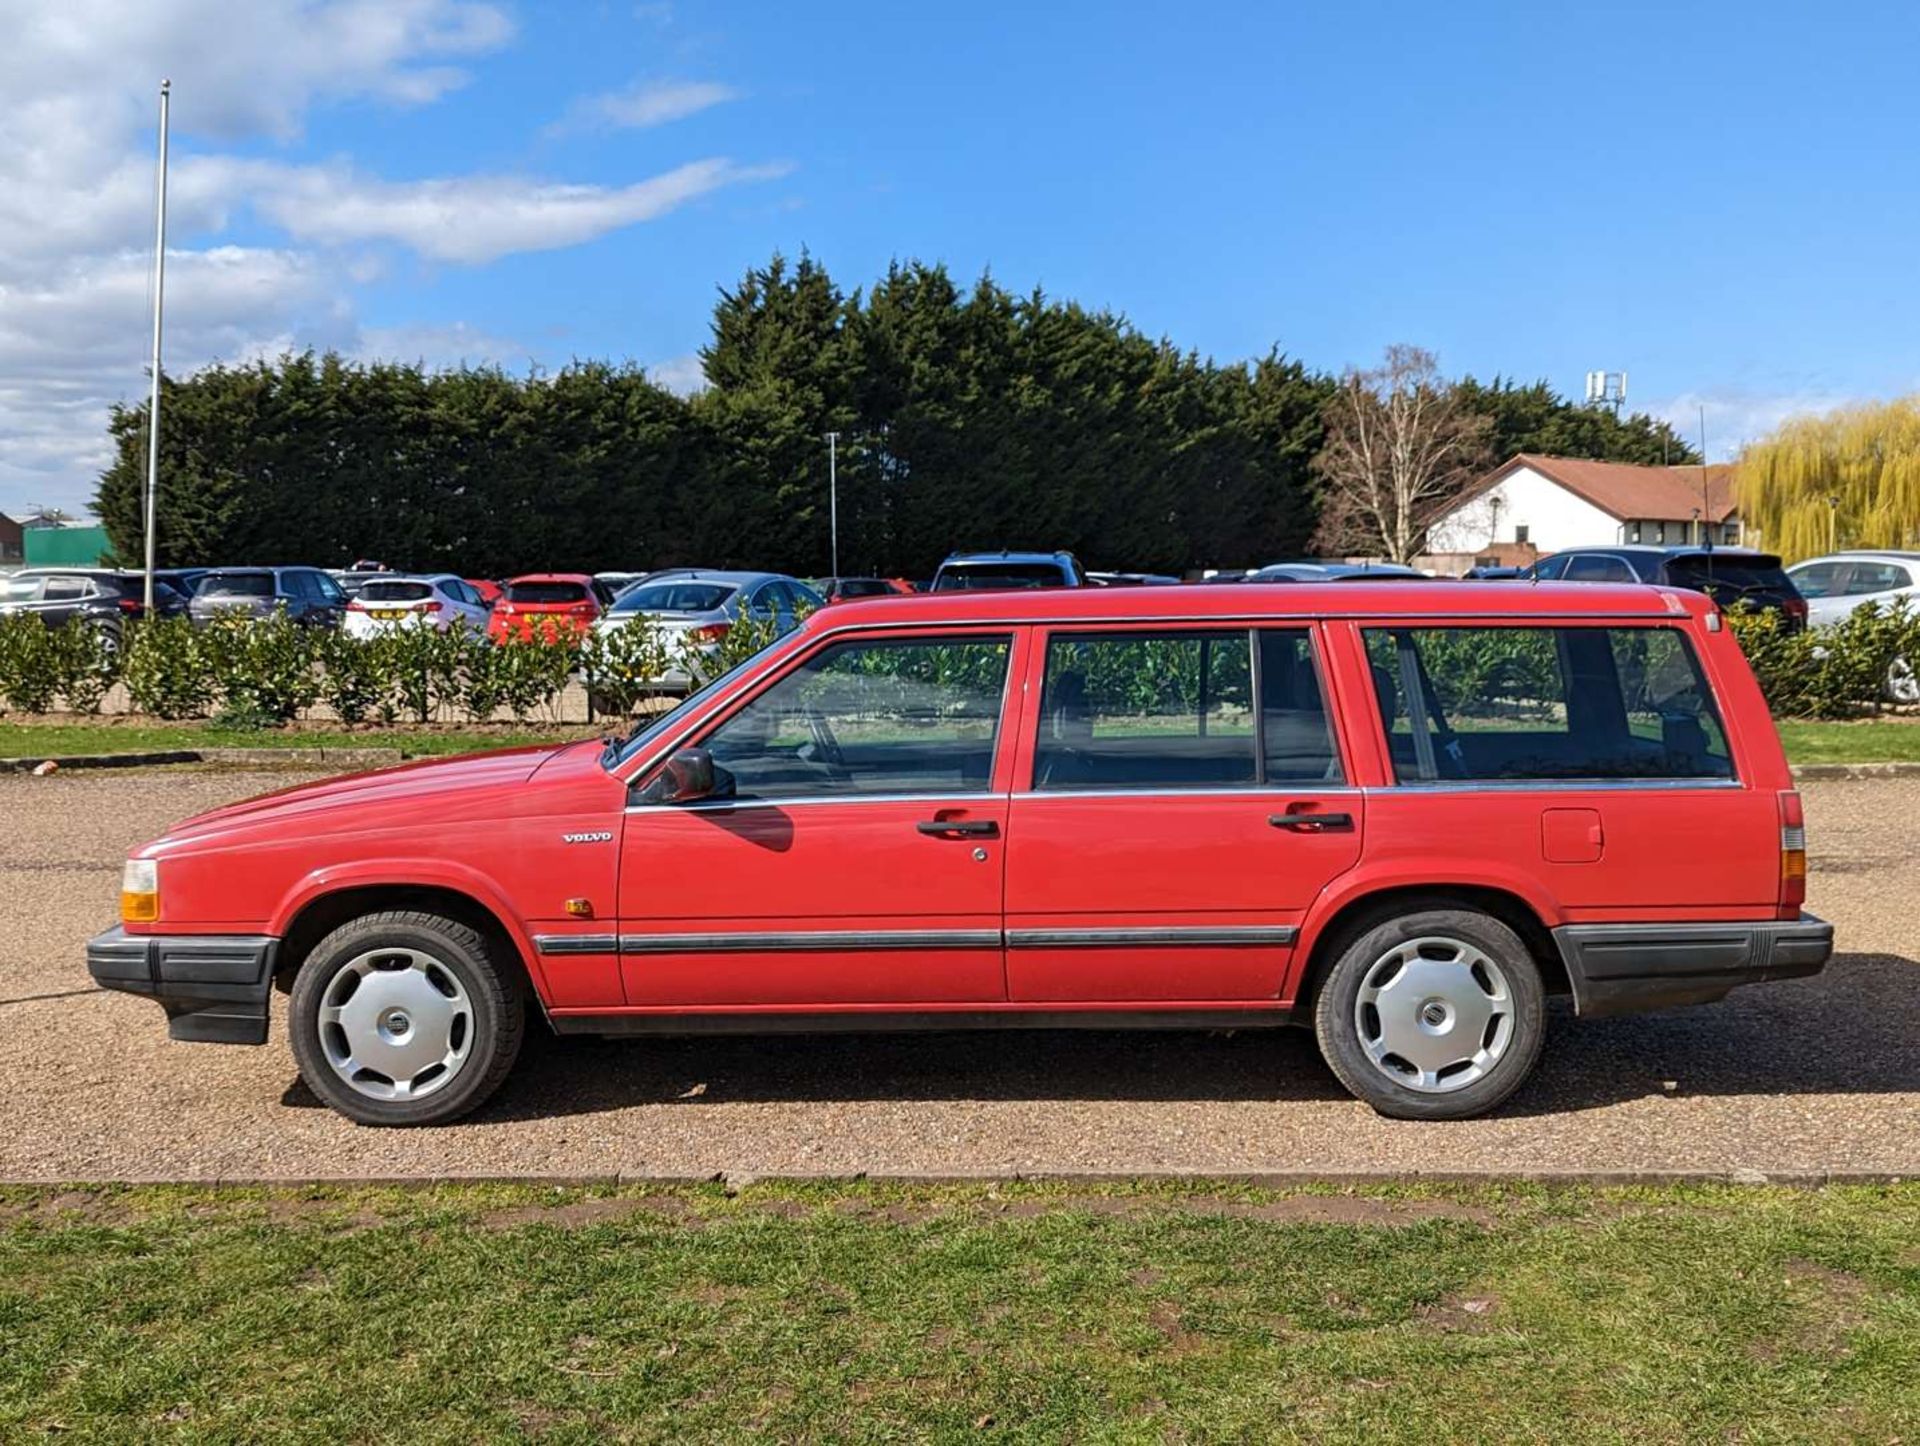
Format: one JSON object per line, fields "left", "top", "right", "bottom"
{"left": 1425, "top": 453, "right": 1740, "bottom": 570}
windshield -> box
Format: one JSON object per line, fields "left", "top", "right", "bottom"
{"left": 201, "top": 572, "right": 274, "bottom": 598}
{"left": 606, "top": 628, "right": 803, "bottom": 769}
{"left": 611, "top": 582, "right": 736, "bottom": 615}
{"left": 933, "top": 562, "right": 1063, "bottom": 591}
{"left": 1664, "top": 556, "right": 1794, "bottom": 597}
{"left": 359, "top": 580, "right": 435, "bottom": 602}
{"left": 506, "top": 580, "right": 589, "bottom": 605}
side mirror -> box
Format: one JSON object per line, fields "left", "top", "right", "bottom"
{"left": 639, "top": 746, "right": 717, "bottom": 804}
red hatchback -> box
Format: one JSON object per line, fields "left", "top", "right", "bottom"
{"left": 488, "top": 573, "right": 614, "bottom": 642}
{"left": 89, "top": 581, "right": 1831, "bottom": 1125}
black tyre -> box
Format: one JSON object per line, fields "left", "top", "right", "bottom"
{"left": 1312, "top": 905, "right": 1546, "bottom": 1121}
{"left": 289, "top": 909, "right": 524, "bottom": 1126}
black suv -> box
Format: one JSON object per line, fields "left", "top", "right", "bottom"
{"left": 0, "top": 569, "right": 189, "bottom": 647}
{"left": 188, "top": 567, "right": 348, "bottom": 628}
{"left": 1525, "top": 546, "right": 1808, "bottom": 630}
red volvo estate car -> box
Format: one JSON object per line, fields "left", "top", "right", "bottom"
{"left": 89, "top": 582, "right": 1832, "bottom": 1125}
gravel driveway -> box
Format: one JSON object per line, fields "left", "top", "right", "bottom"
{"left": 3, "top": 767, "right": 1915, "bottom": 1183}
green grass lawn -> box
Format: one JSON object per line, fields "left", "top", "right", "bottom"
{"left": 1775, "top": 718, "right": 1920, "bottom": 763}
{"left": 2, "top": 1180, "right": 1916, "bottom": 1442}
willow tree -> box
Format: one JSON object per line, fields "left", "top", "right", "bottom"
{"left": 1738, "top": 397, "right": 1920, "bottom": 560}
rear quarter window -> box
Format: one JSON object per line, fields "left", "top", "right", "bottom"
{"left": 1363, "top": 625, "right": 1734, "bottom": 783}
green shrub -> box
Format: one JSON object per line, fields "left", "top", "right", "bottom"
{"left": 200, "top": 612, "right": 320, "bottom": 723}
{"left": 121, "top": 618, "right": 215, "bottom": 719}
{"left": 0, "top": 614, "right": 59, "bottom": 714}
{"left": 47, "top": 619, "right": 119, "bottom": 714}
{"left": 581, "top": 618, "right": 672, "bottom": 717}
{"left": 313, "top": 627, "right": 392, "bottom": 725}
{"left": 1727, "top": 599, "right": 1920, "bottom": 718}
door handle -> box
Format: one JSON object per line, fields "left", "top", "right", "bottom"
{"left": 1269, "top": 811, "right": 1353, "bottom": 832}
{"left": 916, "top": 818, "right": 1000, "bottom": 839}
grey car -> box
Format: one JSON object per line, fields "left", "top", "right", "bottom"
{"left": 591, "top": 569, "right": 823, "bottom": 689}
{"left": 189, "top": 567, "right": 347, "bottom": 629}
{"left": 1787, "top": 550, "right": 1920, "bottom": 703}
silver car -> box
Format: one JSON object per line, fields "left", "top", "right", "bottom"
{"left": 591, "top": 569, "right": 823, "bottom": 689}
{"left": 1786, "top": 551, "right": 1920, "bottom": 703}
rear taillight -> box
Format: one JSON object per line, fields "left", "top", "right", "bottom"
{"left": 568, "top": 601, "right": 596, "bottom": 618}
{"left": 117, "top": 597, "right": 142, "bottom": 615}
{"left": 423, "top": 600, "right": 444, "bottom": 614}
{"left": 347, "top": 598, "right": 367, "bottom": 611}
{"left": 691, "top": 622, "right": 731, "bottom": 642}
{"left": 1779, "top": 790, "right": 1807, "bottom": 915}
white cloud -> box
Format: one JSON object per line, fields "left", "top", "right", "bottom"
{"left": 0, "top": 0, "right": 787, "bottom": 517}
{"left": 646, "top": 354, "right": 708, "bottom": 396}
{"left": 546, "top": 78, "right": 740, "bottom": 136}
{"left": 241, "top": 157, "right": 790, "bottom": 264}
{"left": 1646, "top": 389, "right": 1865, "bottom": 461}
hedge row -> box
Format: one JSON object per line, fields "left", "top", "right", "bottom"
{"left": 0, "top": 612, "right": 781, "bottom": 726}
{"left": 1, "top": 602, "right": 1914, "bottom": 728}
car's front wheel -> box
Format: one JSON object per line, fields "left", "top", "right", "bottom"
{"left": 289, "top": 909, "right": 524, "bottom": 1126}
{"left": 1887, "top": 656, "right": 1919, "bottom": 706}
{"left": 1312, "top": 905, "right": 1546, "bottom": 1120}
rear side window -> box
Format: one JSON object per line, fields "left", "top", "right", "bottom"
{"left": 42, "top": 577, "right": 89, "bottom": 601}
{"left": 506, "top": 580, "right": 589, "bottom": 605}
{"left": 1363, "top": 626, "right": 1733, "bottom": 783}
{"left": 203, "top": 572, "right": 274, "bottom": 597}
{"left": 1562, "top": 554, "right": 1636, "bottom": 583}
{"left": 1845, "top": 562, "right": 1912, "bottom": 595}
{"left": 1033, "top": 629, "right": 1342, "bottom": 790}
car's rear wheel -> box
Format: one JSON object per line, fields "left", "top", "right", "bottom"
{"left": 1887, "top": 656, "right": 1918, "bottom": 706}
{"left": 289, "top": 910, "right": 524, "bottom": 1126}
{"left": 1312, "top": 906, "right": 1546, "bottom": 1120}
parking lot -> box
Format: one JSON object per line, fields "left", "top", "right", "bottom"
{"left": 2, "top": 766, "right": 1916, "bottom": 1183}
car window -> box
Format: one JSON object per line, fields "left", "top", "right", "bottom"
{"left": 1789, "top": 562, "right": 1845, "bottom": 598}
{"left": 743, "top": 584, "right": 776, "bottom": 618}
{"left": 1258, "top": 631, "right": 1346, "bottom": 783}
{"left": 1, "top": 576, "right": 43, "bottom": 603}
{"left": 1530, "top": 555, "right": 1569, "bottom": 580}
{"left": 610, "top": 582, "right": 735, "bottom": 615}
{"left": 1033, "top": 631, "right": 1256, "bottom": 790}
{"left": 1363, "top": 626, "right": 1733, "bottom": 783}
{"left": 360, "top": 580, "right": 434, "bottom": 603}
{"left": 312, "top": 572, "right": 346, "bottom": 604}
{"left": 1661, "top": 555, "right": 1794, "bottom": 603}
{"left": 701, "top": 635, "right": 1012, "bottom": 800}
{"left": 1562, "top": 554, "right": 1636, "bottom": 583}
{"left": 933, "top": 562, "right": 1064, "bottom": 590}
{"left": 1845, "top": 562, "right": 1911, "bottom": 595}
{"left": 42, "top": 577, "right": 88, "bottom": 601}
{"left": 202, "top": 572, "right": 275, "bottom": 598}
{"left": 505, "top": 580, "right": 589, "bottom": 605}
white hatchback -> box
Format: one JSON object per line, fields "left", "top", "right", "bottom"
{"left": 343, "top": 574, "right": 493, "bottom": 638}
{"left": 1786, "top": 551, "right": 1920, "bottom": 703}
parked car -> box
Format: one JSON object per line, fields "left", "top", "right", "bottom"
{"left": 1463, "top": 565, "right": 1526, "bottom": 580}
{"left": 328, "top": 568, "right": 398, "bottom": 600}
{"left": 816, "top": 576, "right": 914, "bottom": 603}
{"left": 0, "top": 568, "right": 188, "bottom": 647}
{"left": 930, "top": 550, "right": 1087, "bottom": 590}
{"left": 1252, "top": 561, "right": 1425, "bottom": 583}
{"left": 487, "top": 574, "right": 617, "bottom": 643}
{"left": 593, "top": 571, "right": 654, "bottom": 599}
{"left": 464, "top": 578, "right": 504, "bottom": 608}
{"left": 343, "top": 574, "right": 493, "bottom": 638}
{"left": 189, "top": 567, "right": 347, "bottom": 628}
{"left": 1525, "top": 547, "right": 1808, "bottom": 630}
{"left": 153, "top": 567, "right": 210, "bottom": 597}
{"left": 593, "top": 570, "right": 823, "bottom": 687}
{"left": 89, "top": 577, "right": 1830, "bottom": 1126}
{"left": 1786, "top": 550, "right": 1920, "bottom": 703}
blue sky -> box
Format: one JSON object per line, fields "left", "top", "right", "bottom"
{"left": 5, "top": 0, "right": 1919, "bottom": 516}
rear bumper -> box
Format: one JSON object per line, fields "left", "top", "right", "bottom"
{"left": 86, "top": 926, "right": 278, "bottom": 1044}
{"left": 1553, "top": 914, "right": 1833, "bottom": 1017}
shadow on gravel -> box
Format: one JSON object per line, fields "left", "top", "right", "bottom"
{"left": 276, "top": 952, "right": 1920, "bottom": 1123}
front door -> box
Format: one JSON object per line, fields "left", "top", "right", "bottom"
{"left": 616, "top": 630, "right": 1023, "bottom": 1005}
{"left": 1004, "top": 626, "right": 1363, "bottom": 1002}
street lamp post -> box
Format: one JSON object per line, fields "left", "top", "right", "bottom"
{"left": 824, "top": 431, "right": 840, "bottom": 579}
{"left": 142, "top": 79, "right": 171, "bottom": 616}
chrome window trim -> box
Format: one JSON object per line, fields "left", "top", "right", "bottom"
{"left": 627, "top": 790, "right": 1000, "bottom": 815}
{"left": 619, "top": 929, "right": 1002, "bottom": 954}
{"left": 1007, "top": 926, "right": 1297, "bottom": 948}
{"left": 1009, "top": 785, "right": 1361, "bottom": 802}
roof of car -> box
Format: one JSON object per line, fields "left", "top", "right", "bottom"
{"left": 938, "top": 551, "right": 1075, "bottom": 566}
{"left": 635, "top": 569, "right": 784, "bottom": 587}
{"left": 1792, "top": 550, "right": 1920, "bottom": 563}
{"left": 505, "top": 572, "right": 598, "bottom": 584}
{"left": 810, "top": 579, "right": 1715, "bottom": 629}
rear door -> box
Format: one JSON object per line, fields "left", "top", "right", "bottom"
{"left": 1003, "top": 625, "right": 1363, "bottom": 1002}
{"left": 616, "top": 628, "right": 1025, "bottom": 1005}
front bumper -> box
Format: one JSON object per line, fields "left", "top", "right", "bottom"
{"left": 1553, "top": 913, "right": 1833, "bottom": 1017}
{"left": 86, "top": 926, "right": 278, "bottom": 1044}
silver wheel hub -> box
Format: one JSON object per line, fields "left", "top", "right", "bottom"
{"left": 318, "top": 948, "right": 473, "bottom": 1102}
{"left": 1354, "top": 936, "right": 1514, "bottom": 1094}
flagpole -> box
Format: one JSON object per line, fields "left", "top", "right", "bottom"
{"left": 143, "top": 79, "right": 170, "bottom": 614}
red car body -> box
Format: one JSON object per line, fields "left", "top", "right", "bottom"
{"left": 90, "top": 581, "right": 1831, "bottom": 1124}
{"left": 487, "top": 573, "right": 609, "bottom": 642}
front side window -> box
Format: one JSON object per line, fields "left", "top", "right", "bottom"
{"left": 1032, "top": 629, "right": 1343, "bottom": 790}
{"left": 1363, "top": 626, "right": 1733, "bottom": 783}
{"left": 702, "top": 635, "right": 1012, "bottom": 800}
{"left": 1789, "top": 562, "right": 1844, "bottom": 598}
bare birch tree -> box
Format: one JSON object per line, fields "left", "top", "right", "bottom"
{"left": 1311, "top": 345, "right": 1493, "bottom": 563}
